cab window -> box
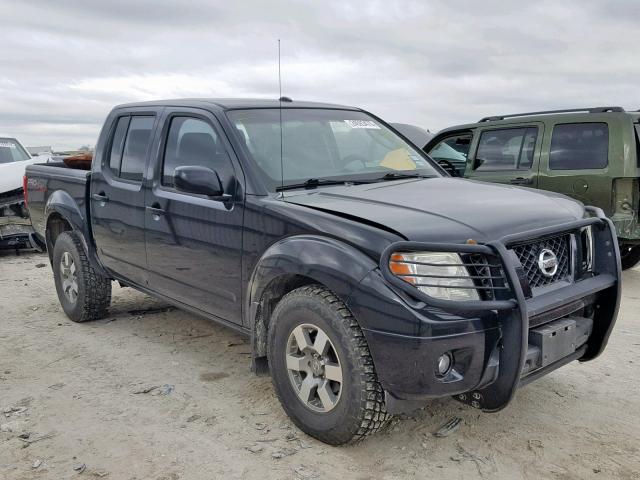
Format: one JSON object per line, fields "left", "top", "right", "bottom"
{"left": 474, "top": 127, "right": 537, "bottom": 171}
{"left": 549, "top": 123, "right": 608, "bottom": 170}
{"left": 108, "top": 117, "right": 129, "bottom": 176}
{"left": 107, "top": 115, "right": 155, "bottom": 182}
{"left": 120, "top": 116, "right": 155, "bottom": 181}
{"left": 162, "top": 117, "right": 234, "bottom": 189}
{"left": 635, "top": 124, "right": 640, "bottom": 167}
{"left": 427, "top": 133, "right": 472, "bottom": 176}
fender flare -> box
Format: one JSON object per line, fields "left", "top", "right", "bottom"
{"left": 44, "top": 191, "right": 109, "bottom": 276}
{"left": 245, "top": 235, "right": 378, "bottom": 365}
{"left": 45, "top": 189, "right": 86, "bottom": 234}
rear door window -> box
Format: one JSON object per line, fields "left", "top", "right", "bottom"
{"left": 474, "top": 127, "right": 538, "bottom": 171}
{"left": 108, "top": 117, "right": 130, "bottom": 176}
{"left": 549, "top": 123, "right": 608, "bottom": 170}
{"left": 120, "top": 116, "right": 155, "bottom": 181}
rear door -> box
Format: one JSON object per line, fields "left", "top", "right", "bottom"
{"left": 90, "top": 109, "right": 160, "bottom": 286}
{"left": 465, "top": 122, "right": 544, "bottom": 187}
{"left": 536, "top": 120, "right": 613, "bottom": 211}
{"left": 144, "top": 108, "right": 245, "bottom": 325}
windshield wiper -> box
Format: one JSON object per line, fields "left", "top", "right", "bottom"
{"left": 375, "top": 172, "right": 434, "bottom": 181}
{"left": 276, "top": 178, "right": 367, "bottom": 192}
{"left": 276, "top": 173, "right": 432, "bottom": 192}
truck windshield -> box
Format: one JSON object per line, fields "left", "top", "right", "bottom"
{"left": 227, "top": 108, "right": 440, "bottom": 191}
{"left": 0, "top": 138, "right": 30, "bottom": 164}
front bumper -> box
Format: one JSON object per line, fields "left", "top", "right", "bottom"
{"left": 347, "top": 207, "right": 621, "bottom": 414}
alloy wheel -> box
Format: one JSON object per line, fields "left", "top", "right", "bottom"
{"left": 60, "top": 251, "right": 79, "bottom": 303}
{"left": 285, "top": 323, "right": 343, "bottom": 413}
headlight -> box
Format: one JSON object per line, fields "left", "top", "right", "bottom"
{"left": 389, "top": 251, "right": 480, "bottom": 301}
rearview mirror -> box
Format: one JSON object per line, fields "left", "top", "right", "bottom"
{"left": 174, "top": 166, "right": 229, "bottom": 200}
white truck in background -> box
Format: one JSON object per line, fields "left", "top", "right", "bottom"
{"left": 0, "top": 137, "right": 43, "bottom": 251}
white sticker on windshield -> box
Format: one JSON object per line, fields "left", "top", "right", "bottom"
{"left": 0, "top": 142, "right": 17, "bottom": 148}
{"left": 344, "top": 120, "right": 380, "bottom": 129}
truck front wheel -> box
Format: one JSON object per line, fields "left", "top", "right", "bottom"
{"left": 267, "top": 284, "right": 391, "bottom": 445}
{"left": 52, "top": 231, "right": 112, "bottom": 322}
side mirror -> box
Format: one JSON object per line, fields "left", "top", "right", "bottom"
{"left": 174, "top": 166, "right": 230, "bottom": 200}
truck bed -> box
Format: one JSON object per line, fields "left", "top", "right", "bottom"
{"left": 25, "top": 162, "right": 91, "bottom": 242}
{"left": 27, "top": 161, "right": 90, "bottom": 180}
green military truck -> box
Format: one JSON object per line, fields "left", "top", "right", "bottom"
{"left": 424, "top": 107, "right": 640, "bottom": 269}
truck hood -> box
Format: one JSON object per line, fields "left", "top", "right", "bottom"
{"left": 0, "top": 159, "right": 38, "bottom": 193}
{"left": 284, "top": 177, "right": 584, "bottom": 243}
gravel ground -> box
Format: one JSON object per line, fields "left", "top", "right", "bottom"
{"left": 1, "top": 251, "right": 639, "bottom": 480}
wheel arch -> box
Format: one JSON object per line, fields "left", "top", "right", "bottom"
{"left": 44, "top": 191, "right": 108, "bottom": 276}
{"left": 45, "top": 211, "right": 73, "bottom": 261}
{"left": 246, "top": 235, "right": 378, "bottom": 373}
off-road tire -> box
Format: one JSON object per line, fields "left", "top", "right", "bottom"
{"left": 620, "top": 244, "right": 640, "bottom": 270}
{"left": 52, "top": 231, "right": 111, "bottom": 322}
{"left": 267, "top": 284, "right": 391, "bottom": 445}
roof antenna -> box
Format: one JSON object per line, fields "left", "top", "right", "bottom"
{"left": 278, "top": 39, "right": 285, "bottom": 197}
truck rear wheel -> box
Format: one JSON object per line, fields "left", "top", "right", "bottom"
{"left": 267, "top": 284, "right": 390, "bottom": 445}
{"left": 620, "top": 244, "right": 640, "bottom": 270}
{"left": 52, "top": 231, "right": 111, "bottom": 322}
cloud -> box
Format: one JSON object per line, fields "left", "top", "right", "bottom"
{"left": 1, "top": 0, "right": 638, "bottom": 149}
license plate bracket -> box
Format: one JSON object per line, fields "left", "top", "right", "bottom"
{"left": 529, "top": 318, "right": 577, "bottom": 368}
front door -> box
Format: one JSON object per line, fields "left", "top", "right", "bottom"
{"left": 144, "top": 109, "right": 244, "bottom": 324}
{"left": 90, "top": 110, "right": 159, "bottom": 286}
{"left": 465, "top": 122, "right": 544, "bottom": 188}
{"left": 425, "top": 130, "right": 473, "bottom": 177}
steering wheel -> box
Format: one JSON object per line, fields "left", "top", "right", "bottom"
{"left": 436, "top": 159, "right": 459, "bottom": 177}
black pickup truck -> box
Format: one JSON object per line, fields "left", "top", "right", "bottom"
{"left": 26, "top": 98, "right": 621, "bottom": 445}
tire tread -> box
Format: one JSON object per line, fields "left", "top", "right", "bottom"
{"left": 273, "top": 284, "right": 391, "bottom": 444}
{"left": 56, "top": 231, "right": 111, "bottom": 322}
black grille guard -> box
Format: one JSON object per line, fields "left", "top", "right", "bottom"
{"left": 379, "top": 206, "right": 621, "bottom": 412}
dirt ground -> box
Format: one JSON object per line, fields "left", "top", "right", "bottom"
{"left": 1, "top": 252, "right": 639, "bottom": 480}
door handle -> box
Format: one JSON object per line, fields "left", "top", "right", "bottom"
{"left": 92, "top": 193, "right": 109, "bottom": 203}
{"left": 146, "top": 205, "right": 165, "bottom": 216}
{"left": 509, "top": 177, "right": 533, "bottom": 185}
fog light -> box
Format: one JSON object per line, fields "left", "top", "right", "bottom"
{"left": 437, "top": 352, "right": 453, "bottom": 376}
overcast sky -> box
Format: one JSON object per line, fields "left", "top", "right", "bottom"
{"left": 1, "top": 0, "right": 639, "bottom": 149}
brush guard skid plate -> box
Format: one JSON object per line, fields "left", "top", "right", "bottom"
{"left": 380, "top": 207, "right": 620, "bottom": 412}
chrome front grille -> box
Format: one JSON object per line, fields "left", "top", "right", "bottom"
{"left": 510, "top": 234, "right": 571, "bottom": 288}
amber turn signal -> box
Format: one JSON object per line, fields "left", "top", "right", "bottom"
{"left": 389, "top": 253, "right": 416, "bottom": 284}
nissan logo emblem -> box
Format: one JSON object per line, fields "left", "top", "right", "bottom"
{"left": 538, "top": 248, "right": 559, "bottom": 277}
